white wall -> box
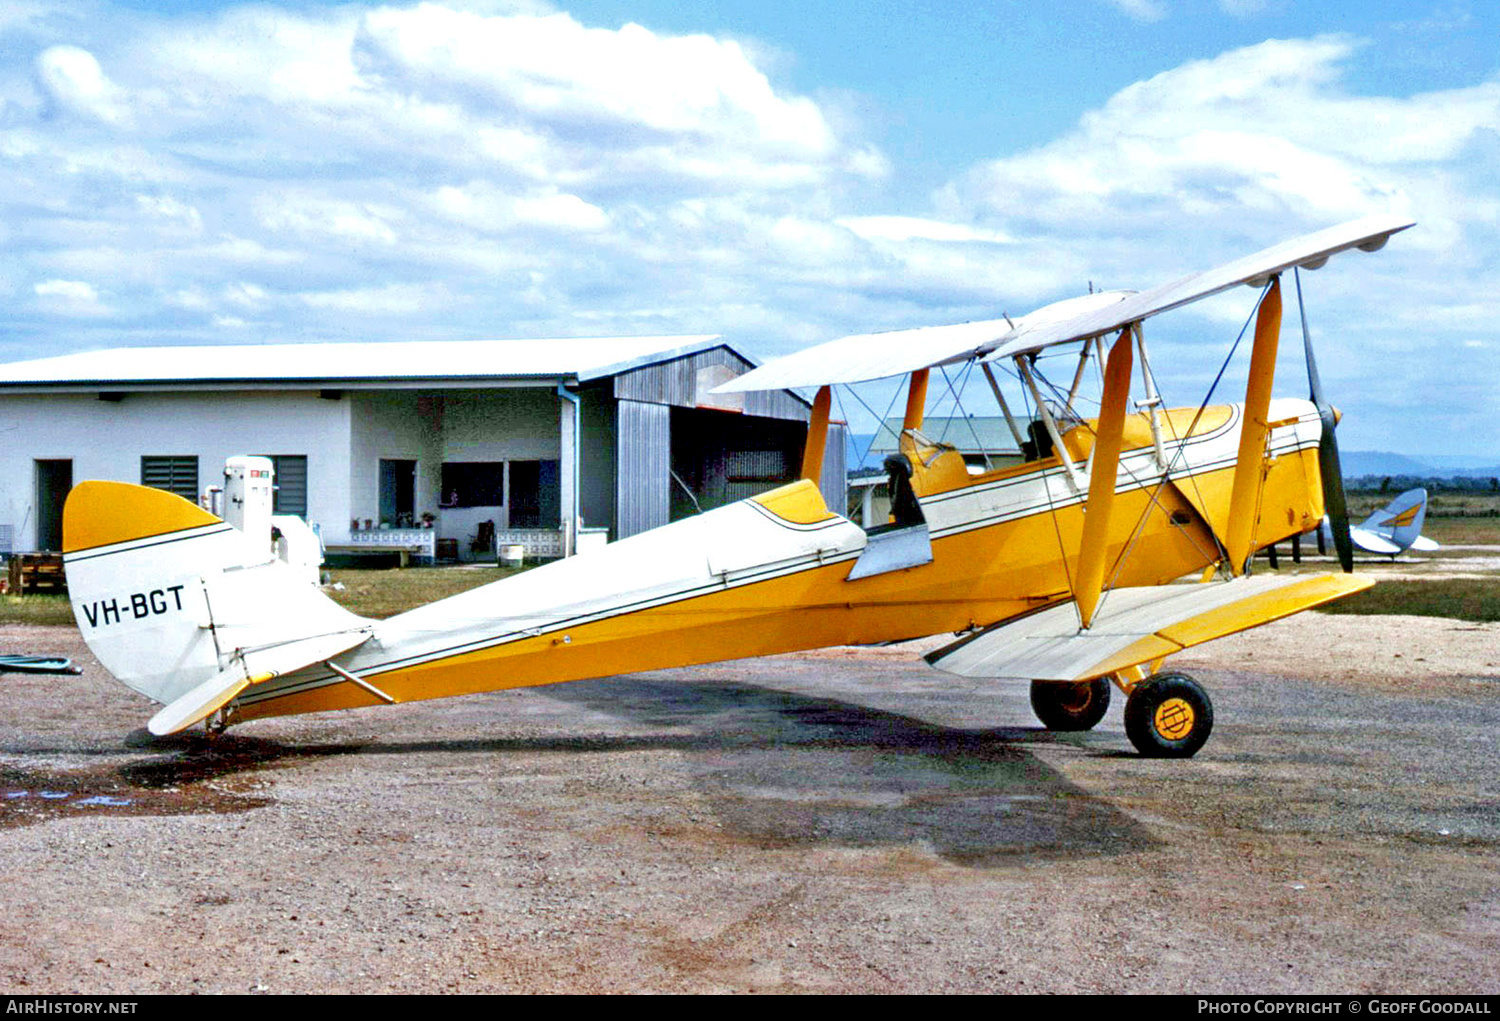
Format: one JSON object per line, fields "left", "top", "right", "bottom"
{"left": 0, "top": 391, "right": 351, "bottom": 551}
{"left": 347, "top": 392, "right": 442, "bottom": 536}
{"left": 340, "top": 387, "right": 566, "bottom": 557}
{"left": 440, "top": 388, "right": 560, "bottom": 462}
{"left": 0, "top": 384, "right": 572, "bottom": 555}
{"left": 436, "top": 389, "right": 560, "bottom": 553}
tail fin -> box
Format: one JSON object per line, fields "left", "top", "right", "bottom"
{"left": 1361, "top": 488, "right": 1429, "bottom": 551}
{"left": 64, "top": 482, "right": 372, "bottom": 729}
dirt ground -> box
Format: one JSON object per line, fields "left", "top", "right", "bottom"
{"left": 0, "top": 602, "right": 1497, "bottom": 994}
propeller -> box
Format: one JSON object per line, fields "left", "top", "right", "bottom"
{"left": 1295, "top": 269, "right": 1354, "bottom": 573}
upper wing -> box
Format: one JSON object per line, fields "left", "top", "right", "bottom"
{"left": 710, "top": 290, "right": 1132, "bottom": 394}
{"left": 714, "top": 214, "right": 1414, "bottom": 394}
{"left": 984, "top": 214, "right": 1414, "bottom": 361}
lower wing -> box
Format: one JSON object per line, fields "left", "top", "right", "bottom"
{"left": 926, "top": 573, "right": 1373, "bottom": 682}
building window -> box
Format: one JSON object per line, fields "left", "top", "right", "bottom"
{"left": 141, "top": 456, "right": 198, "bottom": 502}
{"left": 440, "top": 462, "right": 504, "bottom": 508}
{"left": 260, "top": 454, "right": 308, "bottom": 517}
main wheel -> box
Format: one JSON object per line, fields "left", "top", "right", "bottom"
{"left": 1030, "top": 678, "right": 1111, "bottom": 731}
{"left": 1124, "top": 672, "right": 1214, "bottom": 758}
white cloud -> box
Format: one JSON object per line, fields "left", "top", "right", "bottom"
{"left": 923, "top": 35, "right": 1500, "bottom": 451}
{"left": 33, "top": 278, "right": 110, "bottom": 316}
{"left": 135, "top": 194, "right": 202, "bottom": 231}
{"left": 34, "top": 45, "right": 133, "bottom": 126}
{"left": 222, "top": 283, "right": 269, "bottom": 309}
{"left": 255, "top": 196, "right": 401, "bottom": 248}
{"left": 0, "top": 1, "right": 891, "bottom": 355}
{"left": 939, "top": 36, "right": 1500, "bottom": 285}
{"left": 431, "top": 182, "right": 609, "bottom": 233}
{"left": 299, "top": 282, "right": 448, "bottom": 315}
{"left": 355, "top": 6, "right": 836, "bottom": 158}
{"left": 33, "top": 279, "right": 97, "bottom": 301}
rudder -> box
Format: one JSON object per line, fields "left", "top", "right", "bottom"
{"left": 63, "top": 481, "right": 372, "bottom": 719}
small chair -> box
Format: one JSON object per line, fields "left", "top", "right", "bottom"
{"left": 470, "top": 520, "right": 495, "bottom": 555}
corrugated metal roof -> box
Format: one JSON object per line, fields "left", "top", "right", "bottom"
{"left": 0, "top": 335, "right": 727, "bottom": 387}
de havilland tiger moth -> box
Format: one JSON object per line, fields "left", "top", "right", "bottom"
{"left": 58, "top": 215, "right": 1414, "bottom": 757}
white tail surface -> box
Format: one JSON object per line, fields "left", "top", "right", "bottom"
{"left": 1362, "top": 488, "right": 1431, "bottom": 552}
{"left": 63, "top": 481, "right": 373, "bottom": 713}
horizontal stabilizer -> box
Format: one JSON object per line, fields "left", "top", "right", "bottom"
{"left": 148, "top": 628, "right": 371, "bottom": 736}
{"left": 147, "top": 669, "right": 253, "bottom": 737}
{"left": 1349, "top": 527, "right": 1402, "bottom": 556}
{"left": 926, "top": 573, "right": 1374, "bottom": 682}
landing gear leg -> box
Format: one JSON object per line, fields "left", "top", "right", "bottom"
{"left": 206, "top": 706, "right": 235, "bottom": 739}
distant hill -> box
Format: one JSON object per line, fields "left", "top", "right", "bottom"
{"left": 843, "top": 439, "right": 1500, "bottom": 482}
{"left": 1340, "top": 451, "right": 1436, "bottom": 478}
{"left": 1342, "top": 451, "right": 1500, "bottom": 481}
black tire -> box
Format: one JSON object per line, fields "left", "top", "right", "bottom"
{"left": 1124, "top": 672, "right": 1214, "bottom": 758}
{"left": 1030, "top": 677, "right": 1111, "bottom": 732}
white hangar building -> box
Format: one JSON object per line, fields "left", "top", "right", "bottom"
{"left": 0, "top": 335, "right": 846, "bottom": 561}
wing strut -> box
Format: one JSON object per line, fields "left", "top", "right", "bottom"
{"left": 1074, "top": 327, "right": 1134, "bottom": 628}
{"left": 1018, "top": 356, "right": 1083, "bottom": 491}
{"left": 1224, "top": 277, "right": 1282, "bottom": 574}
{"left": 902, "top": 369, "right": 929, "bottom": 432}
{"left": 981, "top": 362, "right": 1028, "bottom": 450}
{"left": 800, "top": 384, "right": 832, "bottom": 483}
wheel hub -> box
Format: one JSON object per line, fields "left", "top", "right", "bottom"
{"left": 1154, "top": 697, "right": 1195, "bottom": 741}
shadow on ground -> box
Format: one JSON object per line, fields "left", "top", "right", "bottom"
{"left": 0, "top": 671, "right": 1156, "bottom": 865}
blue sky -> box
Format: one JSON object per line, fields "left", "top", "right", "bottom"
{"left": 2, "top": 0, "right": 1497, "bottom": 455}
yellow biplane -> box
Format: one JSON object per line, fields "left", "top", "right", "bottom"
{"left": 60, "top": 215, "right": 1412, "bottom": 757}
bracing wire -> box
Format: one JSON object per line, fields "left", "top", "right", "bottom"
{"left": 935, "top": 360, "right": 993, "bottom": 467}
{"left": 1094, "top": 282, "right": 1274, "bottom": 612}
{"left": 1017, "top": 356, "right": 1081, "bottom": 626}
{"left": 840, "top": 378, "right": 908, "bottom": 468}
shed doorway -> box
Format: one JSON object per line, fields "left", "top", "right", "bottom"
{"left": 35, "top": 459, "right": 72, "bottom": 552}
{"left": 379, "top": 459, "right": 417, "bottom": 527}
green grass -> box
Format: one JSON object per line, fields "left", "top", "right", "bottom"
{"left": 1420, "top": 517, "right": 1500, "bottom": 545}
{"left": 325, "top": 566, "right": 525, "bottom": 619}
{"left": 0, "top": 565, "right": 527, "bottom": 626}
{"left": 0, "top": 594, "right": 76, "bottom": 626}
{"left": 1318, "top": 578, "right": 1500, "bottom": 623}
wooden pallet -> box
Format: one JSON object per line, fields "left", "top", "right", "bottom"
{"left": 6, "top": 553, "right": 67, "bottom": 595}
